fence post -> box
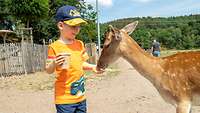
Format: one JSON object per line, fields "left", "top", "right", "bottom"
{"left": 49, "top": 39, "right": 52, "bottom": 44}
{"left": 4, "top": 43, "right": 8, "bottom": 75}
{"left": 43, "top": 39, "right": 46, "bottom": 71}
{"left": 85, "top": 43, "right": 97, "bottom": 64}
{"left": 21, "top": 40, "right": 27, "bottom": 75}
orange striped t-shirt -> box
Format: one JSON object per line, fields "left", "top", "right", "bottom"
{"left": 47, "top": 39, "right": 89, "bottom": 104}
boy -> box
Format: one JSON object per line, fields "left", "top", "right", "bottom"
{"left": 45, "top": 5, "right": 103, "bottom": 113}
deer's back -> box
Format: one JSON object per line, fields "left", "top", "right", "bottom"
{"left": 161, "top": 51, "right": 200, "bottom": 89}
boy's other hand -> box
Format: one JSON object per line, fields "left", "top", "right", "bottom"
{"left": 55, "top": 54, "right": 66, "bottom": 66}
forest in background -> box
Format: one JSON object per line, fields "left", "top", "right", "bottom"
{"left": 102, "top": 14, "right": 200, "bottom": 50}
{"left": 0, "top": 0, "right": 97, "bottom": 44}
{"left": 0, "top": 0, "right": 200, "bottom": 50}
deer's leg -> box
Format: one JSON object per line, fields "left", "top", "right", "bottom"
{"left": 176, "top": 101, "right": 192, "bottom": 113}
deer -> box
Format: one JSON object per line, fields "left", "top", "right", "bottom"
{"left": 97, "top": 21, "right": 200, "bottom": 113}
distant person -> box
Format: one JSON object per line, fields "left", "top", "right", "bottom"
{"left": 151, "top": 39, "right": 161, "bottom": 57}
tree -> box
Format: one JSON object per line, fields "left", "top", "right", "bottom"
{"left": 32, "top": 0, "right": 97, "bottom": 43}
{"left": 77, "top": 2, "right": 97, "bottom": 43}
{"left": 132, "top": 29, "right": 152, "bottom": 49}
{"left": 8, "top": 0, "right": 49, "bottom": 27}
{"left": 103, "top": 14, "right": 200, "bottom": 50}
{"left": 49, "top": 0, "right": 80, "bottom": 17}
{"left": 0, "top": 0, "right": 10, "bottom": 17}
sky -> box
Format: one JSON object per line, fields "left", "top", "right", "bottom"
{"left": 84, "top": 0, "right": 200, "bottom": 23}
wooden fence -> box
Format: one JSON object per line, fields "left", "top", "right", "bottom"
{"left": 0, "top": 42, "right": 97, "bottom": 77}
{"left": 0, "top": 42, "right": 47, "bottom": 76}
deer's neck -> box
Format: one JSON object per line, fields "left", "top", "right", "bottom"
{"left": 120, "top": 37, "right": 163, "bottom": 83}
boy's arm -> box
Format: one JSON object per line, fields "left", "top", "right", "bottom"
{"left": 82, "top": 62, "right": 104, "bottom": 74}
{"left": 82, "top": 62, "right": 96, "bottom": 70}
{"left": 45, "top": 46, "right": 56, "bottom": 74}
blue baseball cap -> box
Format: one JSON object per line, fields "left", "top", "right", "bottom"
{"left": 55, "top": 5, "right": 87, "bottom": 26}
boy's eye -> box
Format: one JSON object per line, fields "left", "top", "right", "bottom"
{"left": 70, "top": 26, "right": 81, "bottom": 29}
{"left": 74, "top": 26, "right": 81, "bottom": 29}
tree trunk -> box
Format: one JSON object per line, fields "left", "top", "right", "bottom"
{"left": 27, "top": 20, "right": 29, "bottom": 28}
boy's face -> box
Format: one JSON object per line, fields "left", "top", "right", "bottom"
{"left": 58, "top": 21, "right": 81, "bottom": 39}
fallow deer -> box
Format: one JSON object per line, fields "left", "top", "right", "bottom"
{"left": 97, "top": 21, "right": 200, "bottom": 113}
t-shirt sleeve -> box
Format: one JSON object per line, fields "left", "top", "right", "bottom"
{"left": 46, "top": 46, "right": 56, "bottom": 66}
{"left": 48, "top": 46, "right": 56, "bottom": 58}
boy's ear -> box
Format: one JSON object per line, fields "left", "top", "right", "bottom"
{"left": 57, "top": 21, "right": 64, "bottom": 30}
{"left": 121, "top": 21, "right": 138, "bottom": 35}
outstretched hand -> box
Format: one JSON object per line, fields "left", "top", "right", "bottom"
{"left": 92, "top": 66, "right": 105, "bottom": 74}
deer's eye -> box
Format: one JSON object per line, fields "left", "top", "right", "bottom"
{"left": 104, "top": 43, "right": 110, "bottom": 48}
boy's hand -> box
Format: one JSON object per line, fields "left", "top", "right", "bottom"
{"left": 55, "top": 54, "right": 66, "bottom": 66}
{"left": 92, "top": 66, "right": 105, "bottom": 74}
{"left": 82, "top": 62, "right": 105, "bottom": 74}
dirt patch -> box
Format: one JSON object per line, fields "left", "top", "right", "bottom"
{"left": 0, "top": 72, "right": 55, "bottom": 91}
{"left": 0, "top": 58, "right": 200, "bottom": 113}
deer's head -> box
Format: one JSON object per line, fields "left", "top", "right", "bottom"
{"left": 97, "top": 21, "right": 138, "bottom": 70}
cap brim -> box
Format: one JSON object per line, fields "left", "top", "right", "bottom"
{"left": 64, "top": 18, "right": 87, "bottom": 26}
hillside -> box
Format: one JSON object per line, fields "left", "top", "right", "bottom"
{"left": 101, "top": 14, "right": 200, "bottom": 49}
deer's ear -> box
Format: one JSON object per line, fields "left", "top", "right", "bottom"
{"left": 121, "top": 21, "right": 138, "bottom": 35}
{"left": 109, "top": 25, "right": 115, "bottom": 32}
{"left": 108, "top": 25, "right": 121, "bottom": 40}
{"left": 114, "top": 30, "right": 122, "bottom": 41}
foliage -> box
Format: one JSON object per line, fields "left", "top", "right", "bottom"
{"left": 33, "top": 0, "right": 97, "bottom": 44}
{"left": 103, "top": 15, "right": 200, "bottom": 50}
{"left": 1, "top": 0, "right": 200, "bottom": 49}
{"left": 0, "top": 0, "right": 9, "bottom": 17}
{"left": 77, "top": 2, "right": 97, "bottom": 43}
{"left": 8, "top": 0, "right": 49, "bottom": 27}
{"left": 0, "top": 0, "right": 97, "bottom": 44}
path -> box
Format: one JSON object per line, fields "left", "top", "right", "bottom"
{"left": 0, "top": 58, "right": 200, "bottom": 113}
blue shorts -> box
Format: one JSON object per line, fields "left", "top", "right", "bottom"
{"left": 153, "top": 51, "right": 160, "bottom": 57}
{"left": 56, "top": 100, "right": 87, "bottom": 113}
